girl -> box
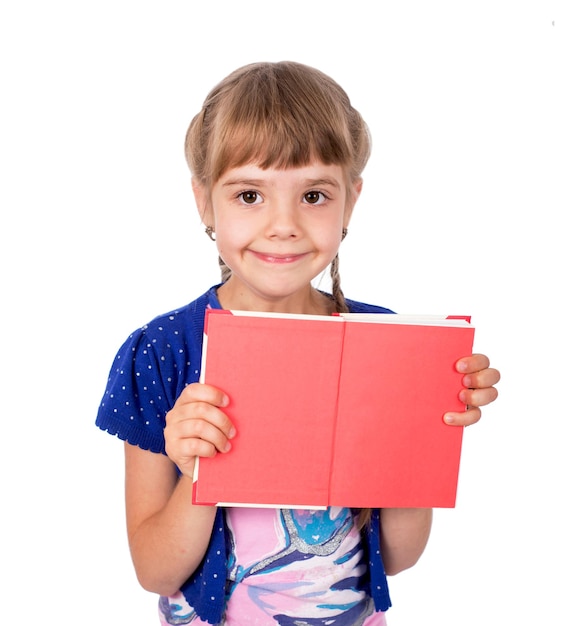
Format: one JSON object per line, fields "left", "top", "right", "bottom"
{"left": 97, "top": 61, "right": 500, "bottom": 625}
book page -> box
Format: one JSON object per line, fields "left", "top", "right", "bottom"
{"left": 329, "top": 321, "right": 474, "bottom": 508}
{"left": 194, "top": 311, "right": 345, "bottom": 508}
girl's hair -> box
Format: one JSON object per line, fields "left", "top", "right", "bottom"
{"left": 185, "top": 61, "right": 371, "bottom": 192}
{"left": 186, "top": 62, "right": 373, "bottom": 526}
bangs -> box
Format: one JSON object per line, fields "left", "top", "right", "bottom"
{"left": 208, "top": 109, "right": 351, "bottom": 183}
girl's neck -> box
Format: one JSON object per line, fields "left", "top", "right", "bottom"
{"left": 216, "top": 280, "right": 335, "bottom": 316}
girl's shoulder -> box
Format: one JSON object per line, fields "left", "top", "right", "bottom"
{"left": 152, "top": 284, "right": 222, "bottom": 322}
{"left": 135, "top": 285, "right": 222, "bottom": 339}
{"left": 344, "top": 296, "right": 396, "bottom": 315}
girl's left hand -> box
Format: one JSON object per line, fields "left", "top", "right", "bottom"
{"left": 444, "top": 353, "right": 500, "bottom": 427}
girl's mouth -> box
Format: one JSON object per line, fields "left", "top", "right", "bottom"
{"left": 251, "top": 251, "right": 307, "bottom": 264}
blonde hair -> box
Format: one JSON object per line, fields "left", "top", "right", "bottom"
{"left": 185, "top": 61, "right": 370, "bottom": 190}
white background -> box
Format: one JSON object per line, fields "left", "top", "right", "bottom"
{"left": 1, "top": 1, "right": 577, "bottom": 624}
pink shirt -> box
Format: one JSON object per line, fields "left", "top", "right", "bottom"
{"left": 159, "top": 507, "right": 387, "bottom": 625}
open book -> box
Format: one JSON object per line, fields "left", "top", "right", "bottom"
{"left": 192, "top": 309, "right": 475, "bottom": 509}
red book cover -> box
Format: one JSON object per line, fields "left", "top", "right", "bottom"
{"left": 193, "top": 309, "right": 475, "bottom": 509}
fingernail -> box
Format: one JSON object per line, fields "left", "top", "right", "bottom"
{"left": 228, "top": 427, "right": 237, "bottom": 439}
{"left": 444, "top": 414, "right": 455, "bottom": 424}
{"left": 223, "top": 441, "right": 232, "bottom": 453}
{"left": 457, "top": 360, "right": 468, "bottom": 373}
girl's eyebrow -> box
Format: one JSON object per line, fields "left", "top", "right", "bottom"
{"left": 305, "top": 177, "right": 342, "bottom": 188}
{"left": 221, "top": 177, "right": 342, "bottom": 188}
{"left": 222, "top": 178, "right": 265, "bottom": 187}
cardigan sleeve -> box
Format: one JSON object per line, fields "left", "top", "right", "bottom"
{"left": 180, "top": 508, "right": 229, "bottom": 624}
{"left": 366, "top": 509, "right": 392, "bottom": 611}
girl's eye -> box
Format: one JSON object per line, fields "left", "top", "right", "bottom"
{"left": 304, "top": 191, "right": 327, "bottom": 205}
{"left": 238, "top": 191, "right": 262, "bottom": 205}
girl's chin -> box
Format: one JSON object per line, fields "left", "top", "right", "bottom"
{"left": 218, "top": 279, "right": 324, "bottom": 313}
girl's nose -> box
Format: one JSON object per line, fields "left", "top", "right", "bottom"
{"left": 266, "top": 202, "right": 301, "bottom": 239}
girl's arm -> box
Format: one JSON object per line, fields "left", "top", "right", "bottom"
{"left": 380, "top": 353, "right": 499, "bottom": 575}
{"left": 379, "top": 508, "right": 433, "bottom": 575}
{"left": 125, "top": 382, "right": 235, "bottom": 596}
{"left": 125, "top": 445, "right": 217, "bottom": 595}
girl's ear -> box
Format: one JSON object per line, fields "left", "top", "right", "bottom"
{"left": 192, "top": 179, "right": 214, "bottom": 225}
{"left": 344, "top": 178, "right": 363, "bottom": 228}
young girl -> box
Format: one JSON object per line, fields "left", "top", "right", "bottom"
{"left": 96, "top": 61, "right": 500, "bottom": 625}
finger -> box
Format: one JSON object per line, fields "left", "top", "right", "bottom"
{"left": 166, "top": 437, "right": 220, "bottom": 479}
{"left": 170, "top": 402, "right": 236, "bottom": 439}
{"left": 175, "top": 382, "right": 230, "bottom": 409}
{"left": 170, "top": 436, "right": 220, "bottom": 464}
{"left": 165, "top": 418, "right": 233, "bottom": 477}
{"left": 459, "top": 386, "right": 499, "bottom": 409}
{"left": 444, "top": 406, "right": 482, "bottom": 427}
{"left": 169, "top": 383, "right": 235, "bottom": 439}
{"left": 176, "top": 414, "right": 235, "bottom": 453}
{"left": 165, "top": 404, "right": 236, "bottom": 452}
{"left": 462, "top": 367, "right": 501, "bottom": 390}
{"left": 456, "top": 353, "right": 490, "bottom": 374}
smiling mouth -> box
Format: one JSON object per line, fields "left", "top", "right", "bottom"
{"left": 251, "top": 251, "right": 307, "bottom": 264}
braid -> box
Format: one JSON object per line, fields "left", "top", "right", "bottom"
{"left": 219, "top": 256, "right": 232, "bottom": 283}
{"left": 330, "top": 254, "right": 349, "bottom": 313}
{"left": 357, "top": 508, "right": 373, "bottom": 529}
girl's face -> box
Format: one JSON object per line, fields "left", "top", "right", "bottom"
{"left": 195, "top": 162, "right": 360, "bottom": 314}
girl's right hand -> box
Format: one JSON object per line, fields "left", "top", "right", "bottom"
{"left": 164, "top": 383, "right": 236, "bottom": 478}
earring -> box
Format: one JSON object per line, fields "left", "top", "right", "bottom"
{"left": 341, "top": 228, "right": 348, "bottom": 241}
{"left": 205, "top": 225, "right": 216, "bottom": 241}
